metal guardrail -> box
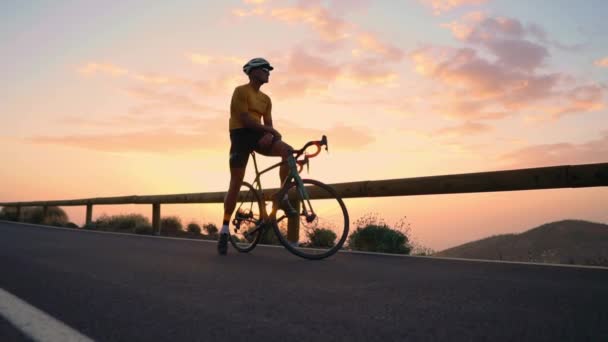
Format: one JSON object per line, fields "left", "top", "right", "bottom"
{"left": 1, "top": 162, "right": 607, "bottom": 232}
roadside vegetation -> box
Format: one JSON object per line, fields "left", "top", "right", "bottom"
{"left": 0, "top": 207, "right": 434, "bottom": 255}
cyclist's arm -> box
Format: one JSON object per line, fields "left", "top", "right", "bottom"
{"left": 262, "top": 98, "right": 281, "bottom": 139}
{"left": 239, "top": 112, "right": 279, "bottom": 137}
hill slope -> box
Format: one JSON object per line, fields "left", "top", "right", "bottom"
{"left": 436, "top": 220, "right": 608, "bottom": 266}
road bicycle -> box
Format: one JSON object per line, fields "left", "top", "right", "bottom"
{"left": 229, "top": 135, "right": 349, "bottom": 260}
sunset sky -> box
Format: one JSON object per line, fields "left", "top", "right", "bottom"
{"left": 1, "top": 0, "right": 607, "bottom": 251}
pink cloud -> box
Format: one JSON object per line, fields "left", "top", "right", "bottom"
{"left": 355, "top": 33, "right": 404, "bottom": 62}
{"left": 499, "top": 132, "right": 608, "bottom": 168}
{"left": 420, "top": 0, "right": 487, "bottom": 15}
{"left": 410, "top": 14, "right": 606, "bottom": 122}
{"left": 436, "top": 121, "right": 493, "bottom": 137}
{"left": 233, "top": 2, "right": 403, "bottom": 61}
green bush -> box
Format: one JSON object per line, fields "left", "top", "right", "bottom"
{"left": 187, "top": 222, "right": 202, "bottom": 234}
{"left": 348, "top": 213, "right": 412, "bottom": 254}
{"left": 306, "top": 228, "right": 337, "bottom": 248}
{"left": 161, "top": 216, "right": 183, "bottom": 235}
{"left": 64, "top": 222, "right": 79, "bottom": 229}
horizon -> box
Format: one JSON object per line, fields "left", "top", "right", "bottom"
{"left": 1, "top": 0, "right": 607, "bottom": 250}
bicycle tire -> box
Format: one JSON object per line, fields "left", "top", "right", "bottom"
{"left": 229, "top": 181, "right": 264, "bottom": 252}
{"left": 273, "top": 179, "right": 349, "bottom": 260}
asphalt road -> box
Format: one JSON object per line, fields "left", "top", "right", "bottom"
{"left": 1, "top": 221, "right": 607, "bottom": 341}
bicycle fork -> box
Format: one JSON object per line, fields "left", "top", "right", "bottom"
{"left": 286, "top": 156, "right": 317, "bottom": 223}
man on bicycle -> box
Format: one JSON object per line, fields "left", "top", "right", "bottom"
{"left": 218, "top": 57, "right": 297, "bottom": 255}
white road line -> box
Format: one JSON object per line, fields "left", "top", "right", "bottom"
{"left": 0, "top": 288, "right": 94, "bottom": 342}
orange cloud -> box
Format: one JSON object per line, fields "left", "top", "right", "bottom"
{"left": 31, "top": 113, "right": 373, "bottom": 154}
{"left": 27, "top": 128, "right": 225, "bottom": 154}
{"left": 77, "top": 63, "right": 128, "bottom": 76}
{"left": 268, "top": 5, "right": 352, "bottom": 41}
{"left": 187, "top": 53, "right": 243, "bottom": 66}
{"left": 354, "top": 33, "right": 404, "bottom": 62}
{"left": 594, "top": 57, "right": 608, "bottom": 68}
{"left": 125, "top": 87, "right": 223, "bottom": 114}
{"left": 436, "top": 121, "right": 493, "bottom": 137}
{"left": 281, "top": 122, "right": 375, "bottom": 151}
{"left": 420, "top": 0, "right": 487, "bottom": 15}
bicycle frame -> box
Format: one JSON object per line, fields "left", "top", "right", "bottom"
{"left": 248, "top": 152, "right": 312, "bottom": 220}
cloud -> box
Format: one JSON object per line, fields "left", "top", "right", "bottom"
{"left": 420, "top": 0, "right": 488, "bottom": 15}
{"left": 444, "top": 14, "right": 549, "bottom": 71}
{"left": 233, "top": 1, "right": 404, "bottom": 62}
{"left": 354, "top": 33, "right": 404, "bottom": 62}
{"left": 77, "top": 63, "right": 128, "bottom": 76}
{"left": 594, "top": 57, "right": 608, "bottom": 68}
{"left": 125, "top": 87, "right": 223, "bottom": 114}
{"left": 187, "top": 53, "right": 243, "bottom": 66}
{"left": 281, "top": 122, "right": 375, "bottom": 150}
{"left": 27, "top": 128, "right": 225, "bottom": 154}
{"left": 31, "top": 114, "right": 374, "bottom": 154}
{"left": 499, "top": 131, "right": 608, "bottom": 168}
{"left": 410, "top": 14, "right": 606, "bottom": 122}
{"left": 436, "top": 121, "right": 493, "bottom": 137}
{"left": 341, "top": 58, "right": 399, "bottom": 85}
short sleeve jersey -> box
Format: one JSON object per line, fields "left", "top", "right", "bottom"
{"left": 229, "top": 84, "right": 272, "bottom": 130}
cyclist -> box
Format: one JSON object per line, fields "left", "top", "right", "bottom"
{"left": 218, "top": 57, "right": 297, "bottom": 255}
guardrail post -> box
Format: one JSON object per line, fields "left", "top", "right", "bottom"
{"left": 15, "top": 205, "right": 21, "bottom": 222}
{"left": 42, "top": 205, "right": 48, "bottom": 222}
{"left": 152, "top": 203, "right": 161, "bottom": 235}
{"left": 86, "top": 204, "right": 93, "bottom": 226}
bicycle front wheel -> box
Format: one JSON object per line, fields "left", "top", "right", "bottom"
{"left": 229, "top": 181, "right": 264, "bottom": 252}
{"left": 274, "top": 179, "right": 349, "bottom": 260}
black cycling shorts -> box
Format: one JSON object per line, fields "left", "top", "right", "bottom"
{"left": 229, "top": 128, "right": 274, "bottom": 168}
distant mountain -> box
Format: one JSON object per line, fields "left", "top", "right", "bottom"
{"left": 436, "top": 220, "right": 608, "bottom": 266}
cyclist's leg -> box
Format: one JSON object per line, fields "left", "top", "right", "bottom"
{"left": 223, "top": 166, "right": 246, "bottom": 224}
{"left": 256, "top": 138, "right": 293, "bottom": 183}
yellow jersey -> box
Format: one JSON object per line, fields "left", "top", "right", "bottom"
{"left": 229, "top": 83, "right": 272, "bottom": 130}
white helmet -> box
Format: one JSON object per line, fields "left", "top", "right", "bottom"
{"left": 243, "top": 57, "right": 274, "bottom": 75}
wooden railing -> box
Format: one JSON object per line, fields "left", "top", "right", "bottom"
{"left": 1, "top": 162, "right": 607, "bottom": 233}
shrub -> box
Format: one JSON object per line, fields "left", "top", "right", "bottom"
{"left": 306, "top": 228, "right": 337, "bottom": 248}
{"left": 161, "top": 216, "right": 183, "bottom": 235}
{"left": 348, "top": 213, "right": 412, "bottom": 254}
{"left": 0, "top": 207, "right": 18, "bottom": 221}
{"left": 203, "top": 223, "right": 219, "bottom": 237}
{"left": 94, "top": 213, "right": 150, "bottom": 231}
{"left": 64, "top": 222, "right": 79, "bottom": 229}
{"left": 134, "top": 225, "right": 154, "bottom": 235}
{"left": 187, "top": 222, "right": 202, "bottom": 234}
{"left": 6, "top": 206, "right": 70, "bottom": 226}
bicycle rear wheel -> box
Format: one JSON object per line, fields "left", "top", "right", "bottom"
{"left": 229, "top": 181, "right": 264, "bottom": 252}
{"left": 274, "top": 179, "right": 349, "bottom": 260}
